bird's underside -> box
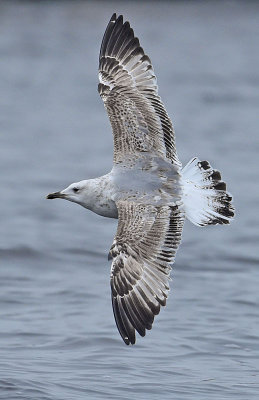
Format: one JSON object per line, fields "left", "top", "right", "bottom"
{"left": 47, "top": 13, "right": 234, "bottom": 345}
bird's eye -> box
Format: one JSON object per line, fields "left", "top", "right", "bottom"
{"left": 73, "top": 187, "right": 79, "bottom": 193}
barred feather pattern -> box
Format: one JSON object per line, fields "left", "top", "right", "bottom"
{"left": 109, "top": 201, "right": 184, "bottom": 345}
{"left": 182, "top": 157, "right": 235, "bottom": 226}
{"left": 98, "top": 13, "right": 181, "bottom": 167}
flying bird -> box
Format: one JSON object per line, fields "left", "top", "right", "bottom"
{"left": 47, "top": 14, "right": 234, "bottom": 345}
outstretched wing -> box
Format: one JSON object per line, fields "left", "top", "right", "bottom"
{"left": 98, "top": 14, "right": 181, "bottom": 167}
{"left": 109, "top": 201, "right": 184, "bottom": 345}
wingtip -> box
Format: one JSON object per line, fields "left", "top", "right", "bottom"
{"left": 123, "top": 335, "right": 131, "bottom": 345}
{"left": 124, "top": 334, "right": 136, "bottom": 345}
{"left": 110, "top": 13, "right": 117, "bottom": 23}
{"left": 110, "top": 13, "right": 124, "bottom": 25}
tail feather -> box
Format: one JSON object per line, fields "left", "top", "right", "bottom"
{"left": 181, "top": 157, "right": 234, "bottom": 226}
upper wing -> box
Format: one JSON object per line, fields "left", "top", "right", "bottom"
{"left": 109, "top": 201, "right": 184, "bottom": 345}
{"left": 98, "top": 14, "right": 181, "bottom": 167}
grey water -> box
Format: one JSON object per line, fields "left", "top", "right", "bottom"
{"left": 0, "top": 1, "right": 258, "bottom": 399}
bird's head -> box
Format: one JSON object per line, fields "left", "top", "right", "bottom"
{"left": 46, "top": 181, "right": 88, "bottom": 206}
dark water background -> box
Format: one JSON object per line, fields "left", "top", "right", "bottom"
{"left": 1, "top": 1, "right": 259, "bottom": 399}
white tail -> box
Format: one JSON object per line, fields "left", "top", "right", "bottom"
{"left": 181, "top": 157, "right": 234, "bottom": 226}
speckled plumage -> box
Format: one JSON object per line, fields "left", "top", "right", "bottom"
{"left": 47, "top": 14, "right": 234, "bottom": 345}
{"left": 98, "top": 14, "right": 180, "bottom": 167}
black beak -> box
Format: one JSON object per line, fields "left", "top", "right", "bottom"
{"left": 46, "top": 191, "right": 64, "bottom": 199}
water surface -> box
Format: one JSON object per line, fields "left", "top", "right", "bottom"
{"left": 0, "top": 1, "right": 259, "bottom": 399}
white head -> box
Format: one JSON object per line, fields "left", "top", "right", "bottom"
{"left": 47, "top": 175, "right": 118, "bottom": 218}
{"left": 46, "top": 180, "right": 90, "bottom": 207}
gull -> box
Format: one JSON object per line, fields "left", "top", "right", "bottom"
{"left": 47, "top": 14, "right": 234, "bottom": 345}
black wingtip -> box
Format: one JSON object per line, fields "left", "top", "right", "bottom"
{"left": 110, "top": 13, "right": 117, "bottom": 22}
{"left": 100, "top": 13, "right": 120, "bottom": 60}
{"left": 109, "top": 13, "right": 126, "bottom": 27}
{"left": 110, "top": 13, "right": 124, "bottom": 22}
